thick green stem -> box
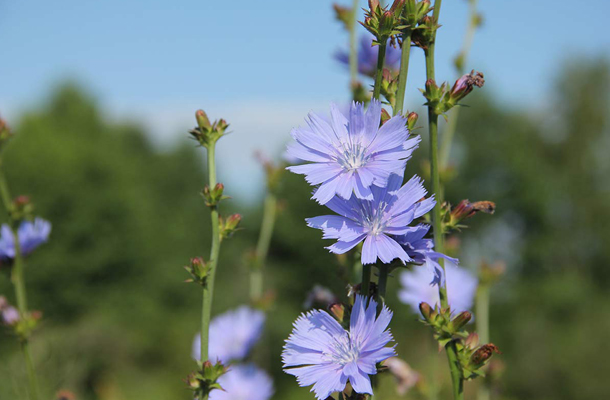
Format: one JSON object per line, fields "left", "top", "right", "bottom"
{"left": 348, "top": 0, "right": 359, "bottom": 86}
{"left": 372, "top": 43, "right": 387, "bottom": 100}
{"left": 424, "top": 1, "right": 464, "bottom": 399}
{"left": 201, "top": 144, "right": 221, "bottom": 362}
{"left": 250, "top": 193, "right": 277, "bottom": 303}
{"left": 0, "top": 162, "right": 40, "bottom": 400}
{"left": 393, "top": 28, "right": 413, "bottom": 116}
{"left": 476, "top": 284, "right": 491, "bottom": 400}
{"left": 440, "top": 0, "right": 480, "bottom": 169}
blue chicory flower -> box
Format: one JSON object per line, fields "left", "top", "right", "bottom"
{"left": 306, "top": 173, "right": 435, "bottom": 265}
{"left": 335, "top": 34, "right": 402, "bottom": 77}
{"left": 395, "top": 224, "right": 460, "bottom": 286}
{"left": 192, "top": 306, "right": 265, "bottom": 363}
{"left": 286, "top": 99, "right": 420, "bottom": 204}
{"left": 398, "top": 261, "right": 478, "bottom": 314}
{"left": 209, "top": 364, "right": 274, "bottom": 400}
{"left": 282, "top": 295, "right": 396, "bottom": 400}
{"left": 0, "top": 218, "right": 51, "bottom": 262}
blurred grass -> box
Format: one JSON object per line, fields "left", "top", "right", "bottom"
{"left": 1, "top": 57, "right": 609, "bottom": 400}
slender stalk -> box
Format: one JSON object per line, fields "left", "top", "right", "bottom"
{"left": 0, "top": 162, "right": 40, "bottom": 400}
{"left": 476, "top": 283, "right": 491, "bottom": 400}
{"left": 372, "top": 42, "right": 387, "bottom": 100}
{"left": 393, "top": 28, "right": 413, "bottom": 116}
{"left": 424, "top": 1, "right": 464, "bottom": 399}
{"left": 250, "top": 193, "right": 277, "bottom": 303}
{"left": 440, "top": 0, "right": 480, "bottom": 169}
{"left": 201, "top": 144, "right": 221, "bottom": 362}
{"left": 348, "top": 0, "right": 360, "bottom": 86}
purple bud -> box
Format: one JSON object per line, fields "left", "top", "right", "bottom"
{"left": 449, "top": 70, "right": 485, "bottom": 102}
{"left": 2, "top": 305, "right": 20, "bottom": 325}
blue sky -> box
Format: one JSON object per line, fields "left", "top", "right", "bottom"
{"left": 1, "top": 0, "right": 609, "bottom": 198}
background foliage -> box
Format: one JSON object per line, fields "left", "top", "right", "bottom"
{"left": 1, "top": 58, "right": 609, "bottom": 400}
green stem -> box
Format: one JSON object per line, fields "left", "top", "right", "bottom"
{"left": 440, "top": 0, "right": 480, "bottom": 169}
{"left": 348, "top": 0, "right": 359, "bottom": 86}
{"left": 250, "top": 193, "right": 277, "bottom": 303}
{"left": 425, "top": 1, "right": 464, "bottom": 399}
{"left": 372, "top": 42, "right": 387, "bottom": 100}
{"left": 361, "top": 263, "right": 371, "bottom": 298}
{"left": 201, "top": 144, "right": 221, "bottom": 362}
{"left": 393, "top": 28, "right": 413, "bottom": 116}
{"left": 476, "top": 283, "right": 491, "bottom": 400}
{"left": 0, "top": 161, "right": 40, "bottom": 400}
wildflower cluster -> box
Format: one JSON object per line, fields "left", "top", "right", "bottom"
{"left": 288, "top": 99, "right": 453, "bottom": 286}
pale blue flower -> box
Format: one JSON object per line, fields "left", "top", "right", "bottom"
{"left": 209, "top": 364, "right": 274, "bottom": 400}
{"left": 192, "top": 306, "right": 265, "bottom": 363}
{"left": 398, "top": 261, "right": 478, "bottom": 314}
{"left": 335, "top": 34, "right": 402, "bottom": 77}
{"left": 283, "top": 295, "right": 395, "bottom": 400}
{"left": 306, "top": 174, "right": 435, "bottom": 265}
{"left": 395, "top": 224, "right": 459, "bottom": 286}
{"left": 286, "top": 99, "right": 420, "bottom": 204}
{"left": 0, "top": 218, "right": 51, "bottom": 261}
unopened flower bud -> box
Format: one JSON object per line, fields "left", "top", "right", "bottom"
{"left": 450, "top": 200, "right": 495, "bottom": 228}
{"left": 1, "top": 305, "right": 20, "bottom": 325}
{"left": 450, "top": 311, "right": 472, "bottom": 331}
{"left": 184, "top": 257, "right": 210, "bottom": 286}
{"left": 449, "top": 70, "right": 485, "bottom": 104}
{"left": 419, "top": 302, "right": 433, "bottom": 321}
{"left": 332, "top": 4, "right": 352, "bottom": 28}
{"left": 389, "top": 0, "right": 405, "bottom": 14}
{"left": 220, "top": 214, "right": 242, "bottom": 239}
{"left": 329, "top": 303, "right": 345, "bottom": 323}
{"left": 464, "top": 332, "right": 479, "bottom": 349}
{"left": 202, "top": 183, "right": 226, "bottom": 207}
{"left": 406, "top": 111, "right": 418, "bottom": 130}
{"left": 369, "top": 0, "right": 380, "bottom": 10}
{"left": 471, "top": 343, "right": 501, "bottom": 365}
{"left": 195, "top": 109, "right": 212, "bottom": 130}
{"left": 380, "top": 108, "right": 391, "bottom": 125}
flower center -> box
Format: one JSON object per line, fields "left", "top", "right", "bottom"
{"left": 336, "top": 141, "right": 370, "bottom": 171}
{"left": 328, "top": 334, "right": 361, "bottom": 366}
{"left": 359, "top": 201, "right": 389, "bottom": 236}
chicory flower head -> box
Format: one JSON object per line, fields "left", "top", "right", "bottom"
{"left": 335, "top": 34, "right": 402, "bottom": 77}
{"left": 192, "top": 306, "right": 265, "bottom": 363}
{"left": 287, "top": 99, "right": 420, "bottom": 204}
{"left": 209, "top": 364, "right": 274, "bottom": 400}
{"left": 395, "top": 224, "right": 459, "bottom": 286}
{"left": 398, "top": 261, "right": 478, "bottom": 314}
{"left": 306, "top": 174, "right": 435, "bottom": 265}
{"left": 282, "top": 295, "right": 395, "bottom": 400}
{"left": 0, "top": 218, "right": 51, "bottom": 262}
